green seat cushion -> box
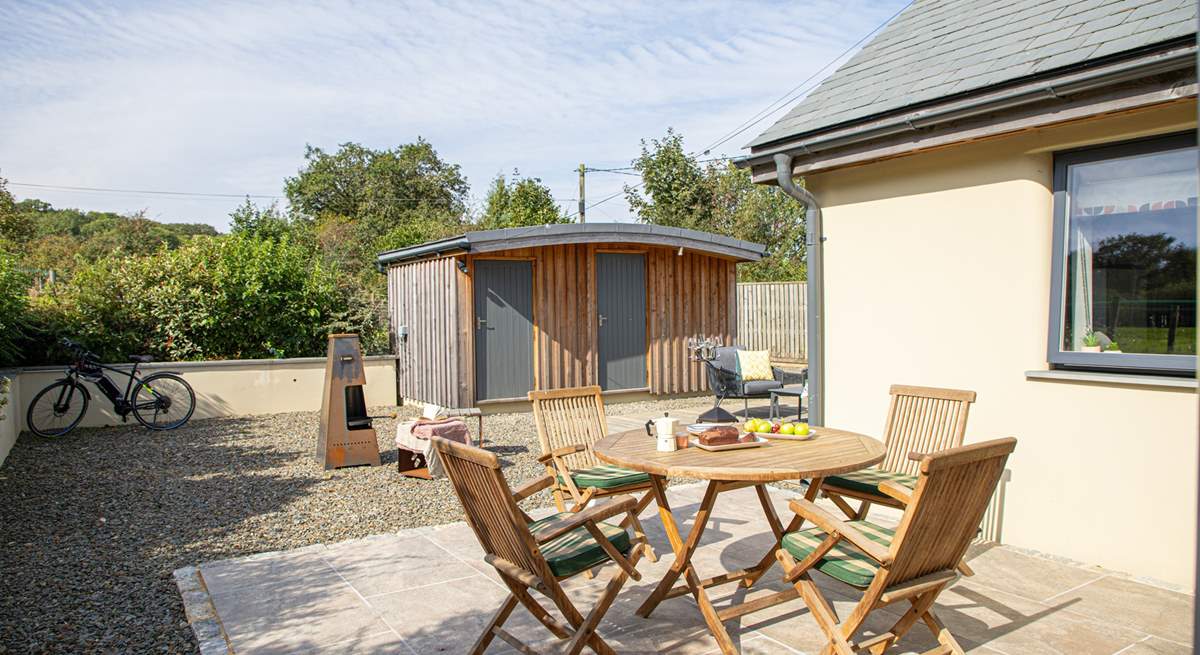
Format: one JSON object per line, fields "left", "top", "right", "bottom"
{"left": 559, "top": 464, "right": 651, "bottom": 490}
{"left": 529, "top": 512, "right": 632, "bottom": 577}
{"left": 824, "top": 468, "right": 917, "bottom": 497}
{"left": 781, "top": 520, "right": 895, "bottom": 587}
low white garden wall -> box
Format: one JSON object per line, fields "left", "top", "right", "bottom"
{"left": 0, "top": 355, "right": 397, "bottom": 467}
{"left": 0, "top": 372, "right": 20, "bottom": 466}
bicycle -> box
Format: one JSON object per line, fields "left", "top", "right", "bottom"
{"left": 26, "top": 338, "right": 197, "bottom": 437}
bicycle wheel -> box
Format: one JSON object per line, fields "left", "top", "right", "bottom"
{"left": 26, "top": 379, "right": 89, "bottom": 437}
{"left": 131, "top": 373, "right": 196, "bottom": 431}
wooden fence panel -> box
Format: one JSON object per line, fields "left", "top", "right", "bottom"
{"left": 737, "top": 282, "right": 807, "bottom": 363}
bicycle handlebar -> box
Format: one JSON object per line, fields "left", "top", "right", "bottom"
{"left": 60, "top": 338, "right": 99, "bottom": 363}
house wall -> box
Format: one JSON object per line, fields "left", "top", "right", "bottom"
{"left": 805, "top": 101, "right": 1198, "bottom": 587}
{"left": 2, "top": 356, "right": 396, "bottom": 451}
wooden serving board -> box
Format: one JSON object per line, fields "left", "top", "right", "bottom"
{"left": 690, "top": 435, "right": 769, "bottom": 452}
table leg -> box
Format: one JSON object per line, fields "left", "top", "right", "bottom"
{"left": 637, "top": 478, "right": 738, "bottom": 653}
{"left": 742, "top": 477, "right": 824, "bottom": 589}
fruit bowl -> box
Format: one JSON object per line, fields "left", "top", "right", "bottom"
{"left": 742, "top": 418, "right": 813, "bottom": 440}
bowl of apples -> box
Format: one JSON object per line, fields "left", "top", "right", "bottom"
{"left": 743, "top": 418, "right": 813, "bottom": 441}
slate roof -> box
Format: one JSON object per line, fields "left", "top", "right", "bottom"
{"left": 748, "top": 0, "right": 1197, "bottom": 149}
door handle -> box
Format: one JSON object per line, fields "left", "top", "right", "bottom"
{"left": 598, "top": 314, "right": 607, "bottom": 327}
{"left": 477, "top": 317, "right": 488, "bottom": 330}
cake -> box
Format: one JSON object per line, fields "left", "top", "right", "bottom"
{"left": 697, "top": 425, "right": 740, "bottom": 446}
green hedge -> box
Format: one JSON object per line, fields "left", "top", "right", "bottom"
{"left": 18, "top": 233, "right": 382, "bottom": 365}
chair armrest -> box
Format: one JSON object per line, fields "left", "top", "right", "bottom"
{"left": 878, "top": 480, "right": 912, "bottom": 506}
{"left": 788, "top": 497, "right": 893, "bottom": 566}
{"left": 512, "top": 475, "right": 554, "bottom": 503}
{"left": 536, "top": 444, "right": 587, "bottom": 465}
{"left": 535, "top": 495, "right": 638, "bottom": 543}
{"left": 771, "top": 366, "right": 787, "bottom": 381}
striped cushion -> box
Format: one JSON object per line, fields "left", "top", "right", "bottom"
{"left": 781, "top": 520, "right": 895, "bottom": 587}
{"left": 560, "top": 464, "right": 651, "bottom": 490}
{"left": 529, "top": 512, "right": 632, "bottom": 577}
{"left": 824, "top": 468, "right": 917, "bottom": 497}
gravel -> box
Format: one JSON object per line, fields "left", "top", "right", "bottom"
{"left": 0, "top": 396, "right": 721, "bottom": 653}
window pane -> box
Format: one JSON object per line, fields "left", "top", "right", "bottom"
{"left": 1062, "top": 146, "right": 1197, "bottom": 357}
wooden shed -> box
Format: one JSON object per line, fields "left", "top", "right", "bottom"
{"left": 377, "top": 223, "right": 765, "bottom": 407}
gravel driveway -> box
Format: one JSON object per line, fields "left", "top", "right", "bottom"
{"left": 0, "top": 396, "right": 722, "bottom": 653}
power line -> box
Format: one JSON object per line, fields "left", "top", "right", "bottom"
{"left": 8, "top": 181, "right": 282, "bottom": 200}
{"left": 9, "top": 181, "right": 470, "bottom": 206}
{"left": 698, "top": 1, "right": 913, "bottom": 156}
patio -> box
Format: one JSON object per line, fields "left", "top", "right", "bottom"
{"left": 176, "top": 402, "right": 1194, "bottom": 655}
{"left": 179, "top": 481, "right": 1194, "bottom": 655}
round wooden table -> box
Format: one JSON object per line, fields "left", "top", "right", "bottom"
{"left": 593, "top": 427, "right": 885, "bottom": 655}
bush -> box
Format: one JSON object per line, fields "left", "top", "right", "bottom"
{"left": 26, "top": 234, "right": 371, "bottom": 363}
{"left": 0, "top": 250, "right": 28, "bottom": 366}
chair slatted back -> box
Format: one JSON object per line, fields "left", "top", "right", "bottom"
{"left": 432, "top": 437, "right": 553, "bottom": 583}
{"left": 886, "top": 438, "right": 1016, "bottom": 585}
{"left": 529, "top": 386, "right": 609, "bottom": 471}
{"left": 880, "top": 385, "right": 976, "bottom": 475}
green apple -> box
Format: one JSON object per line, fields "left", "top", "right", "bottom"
{"left": 780, "top": 423, "right": 795, "bottom": 435}
{"left": 743, "top": 421, "right": 757, "bottom": 433}
{"left": 795, "top": 423, "right": 810, "bottom": 436}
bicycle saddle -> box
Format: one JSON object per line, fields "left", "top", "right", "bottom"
{"left": 129, "top": 354, "right": 154, "bottom": 363}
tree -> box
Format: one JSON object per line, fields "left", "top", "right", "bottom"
{"left": 229, "top": 198, "right": 290, "bottom": 241}
{"left": 0, "top": 176, "right": 34, "bottom": 247}
{"left": 479, "top": 172, "right": 569, "bottom": 229}
{"left": 284, "top": 140, "right": 469, "bottom": 250}
{"left": 624, "top": 129, "right": 806, "bottom": 281}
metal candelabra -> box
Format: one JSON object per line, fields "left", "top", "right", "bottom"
{"left": 687, "top": 335, "right": 738, "bottom": 423}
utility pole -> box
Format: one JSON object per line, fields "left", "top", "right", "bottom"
{"left": 577, "top": 163, "right": 586, "bottom": 223}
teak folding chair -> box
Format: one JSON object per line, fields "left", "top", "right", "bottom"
{"left": 431, "top": 436, "right": 651, "bottom": 655}
{"left": 822, "top": 385, "right": 976, "bottom": 522}
{"left": 776, "top": 437, "right": 1016, "bottom": 655}
{"left": 529, "top": 386, "right": 658, "bottom": 562}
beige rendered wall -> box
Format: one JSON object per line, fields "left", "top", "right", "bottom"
{"left": 6, "top": 356, "right": 397, "bottom": 438}
{"left": 805, "top": 102, "right": 1198, "bottom": 588}
{"left": 0, "top": 372, "right": 19, "bottom": 466}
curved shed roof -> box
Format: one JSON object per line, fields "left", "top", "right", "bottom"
{"left": 376, "top": 223, "right": 767, "bottom": 267}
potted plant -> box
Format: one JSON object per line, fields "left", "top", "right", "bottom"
{"left": 1105, "top": 341, "right": 1122, "bottom": 353}
{"left": 1081, "top": 331, "right": 1102, "bottom": 353}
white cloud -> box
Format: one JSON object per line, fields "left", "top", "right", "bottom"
{"left": 0, "top": 0, "right": 907, "bottom": 229}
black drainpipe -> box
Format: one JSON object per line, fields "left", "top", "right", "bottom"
{"left": 772, "top": 153, "right": 824, "bottom": 426}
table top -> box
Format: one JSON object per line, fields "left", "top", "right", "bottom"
{"left": 593, "top": 427, "right": 885, "bottom": 482}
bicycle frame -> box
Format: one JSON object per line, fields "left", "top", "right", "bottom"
{"left": 66, "top": 360, "right": 148, "bottom": 418}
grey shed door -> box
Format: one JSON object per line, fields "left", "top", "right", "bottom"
{"left": 596, "top": 253, "right": 647, "bottom": 390}
{"left": 473, "top": 260, "right": 534, "bottom": 401}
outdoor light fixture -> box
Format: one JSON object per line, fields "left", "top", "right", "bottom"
{"left": 456, "top": 259, "right": 468, "bottom": 273}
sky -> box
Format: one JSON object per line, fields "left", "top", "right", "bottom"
{"left": 0, "top": 0, "right": 908, "bottom": 231}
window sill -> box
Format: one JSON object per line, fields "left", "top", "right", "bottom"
{"left": 1025, "top": 369, "right": 1197, "bottom": 390}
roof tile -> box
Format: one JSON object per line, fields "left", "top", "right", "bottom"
{"left": 748, "top": 0, "right": 1195, "bottom": 148}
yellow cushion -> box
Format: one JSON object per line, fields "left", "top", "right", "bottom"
{"left": 737, "top": 350, "right": 773, "bottom": 381}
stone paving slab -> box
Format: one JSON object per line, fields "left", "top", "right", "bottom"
{"left": 177, "top": 482, "right": 1193, "bottom": 654}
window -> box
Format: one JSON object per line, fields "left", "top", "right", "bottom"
{"left": 1049, "top": 132, "right": 1197, "bottom": 374}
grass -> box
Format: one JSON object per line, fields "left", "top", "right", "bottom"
{"left": 1106, "top": 327, "right": 1195, "bottom": 355}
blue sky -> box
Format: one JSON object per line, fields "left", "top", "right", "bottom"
{"left": 0, "top": 0, "right": 907, "bottom": 230}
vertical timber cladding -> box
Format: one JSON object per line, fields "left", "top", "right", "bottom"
{"left": 461, "top": 244, "right": 738, "bottom": 400}
{"left": 387, "top": 257, "right": 463, "bottom": 408}
{"left": 530, "top": 244, "right": 593, "bottom": 391}
{"left": 646, "top": 248, "right": 737, "bottom": 395}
